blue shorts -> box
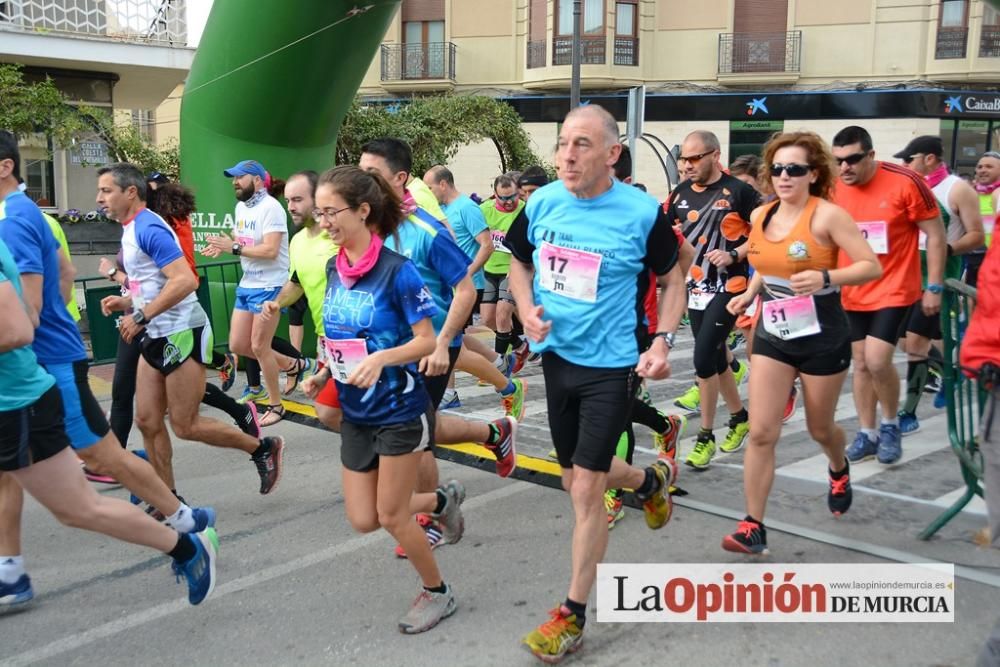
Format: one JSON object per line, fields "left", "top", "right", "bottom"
{"left": 235, "top": 286, "right": 282, "bottom": 314}
{"left": 42, "top": 360, "right": 109, "bottom": 450}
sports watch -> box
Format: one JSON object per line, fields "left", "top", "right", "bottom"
{"left": 653, "top": 332, "right": 676, "bottom": 349}
{"left": 232, "top": 241, "right": 243, "bottom": 256}
{"left": 926, "top": 283, "right": 944, "bottom": 294}
{"left": 132, "top": 309, "right": 148, "bottom": 325}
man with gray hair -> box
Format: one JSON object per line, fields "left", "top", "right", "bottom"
{"left": 507, "top": 104, "right": 686, "bottom": 662}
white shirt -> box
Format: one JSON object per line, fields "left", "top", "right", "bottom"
{"left": 234, "top": 192, "right": 290, "bottom": 288}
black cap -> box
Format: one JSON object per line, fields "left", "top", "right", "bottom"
{"left": 147, "top": 171, "right": 170, "bottom": 185}
{"left": 893, "top": 135, "right": 943, "bottom": 160}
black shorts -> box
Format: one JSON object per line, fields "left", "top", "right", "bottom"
{"left": 466, "top": 289, "right": 484, "bottom": 328}
{"left": 905, "top": 301, "right": 942, "bottom": 340}
{"left": 483, "top": 271, "right": 511, "bottom": 304}
{"left": 752, "top": 332, "right": 852, "bottom": 376}
{"left": 847, "top": 305, "right": 913, "bottom": 345}
{"left": 0, "top": 386, "right": 71, "bottom": 471}
{"left": 965, "top": 252, "right": 986, "bottom": 288}
{"left": 288, "top": 295, "right": 308, "bottom": 327}
{"left": 422, "top": 346, "right": 462, "bottom": 408}
{"left": 542, "top": 352, "right": 635, "bottom": 472}
{"left": 141, "top": 325, "right": 213, "bottom": 375}
{"left": 340, "top": 410, "right": 435, "bottom": 472}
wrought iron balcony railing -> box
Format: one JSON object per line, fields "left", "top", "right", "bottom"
{"left": 614, "top": 36, "right": 638, "bottom": 66}
{"left": 980, "top": 26, "right": 1000, "bottom": 58}
{"left": 718, "top": 30, "right": 801, "bottom": 74}
{"left": 380, "top": 42, "right": 456, "bottom": 81}
{"left": 553, "top": 36, "right": 606, "bottom": 65}
{"left": 936, "top": 27, "right": 969, "bottom": 59}
{"left": 0, "top": 0, "right": 187, "bottom": 45}
{"left": 527, "top": 39, "right": 546, "bottom": 69}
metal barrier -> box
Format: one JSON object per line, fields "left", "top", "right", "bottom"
{"left": 920, "top": 278, "right": 986, "bottom": 539}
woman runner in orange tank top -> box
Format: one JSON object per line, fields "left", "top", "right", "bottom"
{"left": 721, "top": 132, "right": 882, "bottom": 555}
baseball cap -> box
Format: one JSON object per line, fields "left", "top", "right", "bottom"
{"left": 893, "top": 136, "right": 943, "bottom": 160}
{"left": 223, "top": 160, "right": 267, "bottom": 178}
{"left": 147, "top": 171, "right": 170, "bottom": 185}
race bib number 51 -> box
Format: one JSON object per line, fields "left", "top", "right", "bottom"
{"left": 762, "top": 295, "right": 821, "bottom": 340}
{"left": 538, "top": 242, "right": 602, "bottom": 303}
{"left": 323, "top": 338, "right": 368, "bottom": 382}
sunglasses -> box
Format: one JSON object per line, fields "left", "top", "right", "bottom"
{"left": 770, "top": 163, "right": 812, "bottom": 178}
{"left": 835, "top": 152, "right": 869, "bottom": 166}
{"left": 678, "top": 150, "right": 715, "bottom": 165}
{"left": 496, "top": 193, "right": 519, "bottom": 202}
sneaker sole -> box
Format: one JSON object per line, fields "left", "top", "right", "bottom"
{"left": 398, "top": 595, "right": 457, "bottom": 634}
{"left": 684, "top": 459, "right": 712, "bottom": 471}
{"left": 673, "top": 400, "right": 700, "bottom": 412}
{"left": 260, "top": 438, "right": 284, "bottom": 495}
{"left": 607, "top": 512, "right": 625, "bottom": 530}
{"left": 900, "top": 426, "right": 920, "bottom": 437}
{"left": 0, "top": 590, "right": 34, "bottom": 606}
{"left": 846, "top": 452, "right": 877, "bottom": 464}
{"left": 524, "top": 636, "right": 584, "bottom": 664}
{"left": 191, "top": 528, "right": 218, "bottom": 606}
{"left": 721, "top": 535, "right": 769, "bottom": 555}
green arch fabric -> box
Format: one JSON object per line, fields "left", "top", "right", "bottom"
{"left": 180, "top": 0, "right": 401, "bottom": 256}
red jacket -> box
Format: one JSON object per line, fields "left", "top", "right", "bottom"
{"left": 960, "top": 241, "right": 1000, "bottom": 373}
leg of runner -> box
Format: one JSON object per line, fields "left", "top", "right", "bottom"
{"left": 901, "top": 332, "right": 932, "bottom": 434}
{"left": 462, "top": 333, "right": 511, "bottom": 372}
{"left": 203, "top": 383, "right": 260, "bottom": 439}
{"left": 135, "top": 356, "right": 177, "bottom": 490}
{"left": 454, "top": 346, "right": 525, "bottom": 419}
{"left": 109, "top": 334, "right": 142, "bottom": 448}
{"left": 0, "top": 473, "right": 23, "bottom": 595}
{"left": 249, "top": 311, "right": 292, "bottom": 426}
{"left": 853, "top": 336, "right": 903, "bottom": 463}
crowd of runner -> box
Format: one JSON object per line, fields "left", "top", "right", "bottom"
{"left": 1, "top": 106, "right": 998, "bottom": 663}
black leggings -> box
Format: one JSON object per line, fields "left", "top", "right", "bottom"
{"left": 689, "top": 292, "right": 738, "bottom": 379}
{"left": 245, "top": 336, "right": 303, "bottom": 387}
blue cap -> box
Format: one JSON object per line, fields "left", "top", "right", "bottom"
{"left": 223, "top": 160, "right": 267, "bottom": 179}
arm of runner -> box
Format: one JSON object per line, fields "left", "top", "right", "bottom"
{"left": 727, "top": 272, "right": 764, "bottom": 315}
{"left": 348, "top": 318, "right": 437, "bottom": 389}
{"left": 19, "top": 273, "right": 43, "bottom": 318}
{"left": 790, "top": 205, "right": 882, "bottom": 295}
{"left": 421, "top": 274, "right": 476, "bottom": 376}
{"left": 0, "top": 279, "right": 34, "bottom": 352}
{"left": 916, "top": 214, "right": 947, "bottom": 316}
{"left": 238, "top": 231, "right": 283, "bottom": 260}
{"left": 57, "top": 245, "right": 76, "bottom": 305}
{"left": 260, "top": 279, "right": 306, "bottom": 322}
{"left": 469, "top": 228, "right": 493, "bottom": 277}
{"left": 948, "top": 180, "right": 985, "bottom": 255}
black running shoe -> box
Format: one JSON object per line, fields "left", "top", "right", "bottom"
{"left": 828, "top": 459, "right": 852, "bottom": 517}
{"left": 251, "top": 437, "right": 284, "bottom": 495}
{"left": 722, "top": 516, "right": 768, "bottom": 554}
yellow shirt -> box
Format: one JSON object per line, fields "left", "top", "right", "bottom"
{"left": 43, "top": 212, "right": 81, "bottom": 322}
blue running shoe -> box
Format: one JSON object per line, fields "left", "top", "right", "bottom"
{"left": 130, "top": 449, "right": 149, "bottom": 505}
{"left": 0, "top": 574, "right": 33, "bottom": 606}
{"left": 438, "top": 393, "right": 462, "bottom": 410}
{"left": 173, "top": 529, "right": 218, "bottom": 606}
{"left": 190, "top": 507, "right": 216, "bottom": 533}
{"left": 877, "top": 424, "right": 902, "bottom": 464}
{"left": 846, "top": 431, "right": 878, "bottom": 463}
{"left": 898, "top": 411, "right": 920, "bottom": 436}
{"left": 933, "top": 384, "right": 947, "bottom": 409}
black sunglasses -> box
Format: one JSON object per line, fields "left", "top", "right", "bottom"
{"left": 770, "top": 163, "right": 812, "bottom": 178}
{"left": 835, "top": 152, "right": 869, "bottom": 166}
{"left": 678, "top": 150, "right": 716, "bottom": 164}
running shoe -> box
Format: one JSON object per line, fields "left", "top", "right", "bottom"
{"left": 501, "top": 378, "right": 526, "bottom": 421}
{"left": 640, "top": 459, "right": 677, "bottom": 530}
{"left": 924, "top": 368, "right": 943, "bottom": 394}
{"left": 685, "top": 431, "right": 716, "bottom": 470}
{"left": 0, "top": 574, "right": 33, "bottom": 606}
{"left": 398, "top": 585, "right": 457, "bottom": 634}
{"left": 189, "top": 507, "right": 217, "bottom": 533}
{"left": 433, "top": 480, "right": 465, "bottom": 544}
{"left": 680, "top": 313, "right": 690, "bottom": 328}
{"left": 238, "top": 401, "right": 261, "bottom": 439}
{"left": 236, "top": 385, "right": 268, "bottom": 405}
{"left": 828, "top": 460, "right": 852, "bottom": 517}
{"left": 733, "top": 359, "right": 750, "bottom": 385}
{"left": 394, "top": 514, "right": 444, "bottom": 559}
{"left": 654, "top": 413, "right": 687, "bottom": 462}
{"left": 512, "top": 344, "right": 530, "bottom": 375}
{"left": 727, "top": 330, "right": 745, "bottom": 351}
{"left": 722, "top": 517, "right": 768, "bottom": 555}
{"left": 720, "top": 413, "right": 750, "bottom": 454}
{"left": 877, "top": 423, "right": 902, "bottom": 464}
{"left": 82, "top": 463, "right": 117, "bottom": 485}
{"left": 129, "top": 449, "right": 149, "bottom": 505}
{"left": 172, "top": 529, "right": 218, "bottom": 606}
{"left": 846, "top": 431, "right": 879, "bottom": 463}
{"left": 547, "top": 449, "right": 558, "bottom": 461}
{"left": 522, "top": 605, "right": 584, "bottom": 663}
{"left": 782, "top": 385, "right": 798, "bottom": 424}
{"left": 485, "top": 417, "right": 518, "bottom": 478}
{"left": 605, "top": 490, "right": 625, "bottom": 530}
{"left": 933, "top": 384, "right": 947, "bottom": 409}
{"left": 898, "top": 411, "right": 920, "bottom": 436}
{"left": 527, "top": 352, "right": 542, "bottom": 364}
{"left": 438, "top": 391, "right": 462, "bottom": 410}
{"left": 673, "top": 384, "right": 700, "bottom": 412}
{"left": 218, "top": 352, "right": 238, "bottom": 393}
{"left": 251, "top": 436, "right": 284, "bottom": 494}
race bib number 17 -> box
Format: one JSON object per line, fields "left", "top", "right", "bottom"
{"left": 538, "top": 242, "right": 602, "bottom": 303}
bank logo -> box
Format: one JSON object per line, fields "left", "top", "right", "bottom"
{"left": 746, "top": 97, "right": 769, "bottom": 116}
{"left": 944, "top": 96, "right": 963, "bottom": 113}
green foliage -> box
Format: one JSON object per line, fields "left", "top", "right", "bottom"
{"left": 337, "top": 95, "right": 545, "bottom": 176}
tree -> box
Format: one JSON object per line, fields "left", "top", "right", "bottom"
{"left": 337, "top": 95, "right": 547, "bottom": 176}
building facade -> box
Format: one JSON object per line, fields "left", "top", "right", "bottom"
{"left": 357, "top": 0, "right": 1000, "bottom": 199}
{"left": 1, "top": 0, "right": 194, "bottom": 210}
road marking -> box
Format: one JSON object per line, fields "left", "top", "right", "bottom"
{"left": 0, "top": 481, "right": 532, "bottom": 667}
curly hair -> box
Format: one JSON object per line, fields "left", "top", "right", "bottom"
{"left": 150, "top": 182, "right": 196, "bottom": 224}
{"left": 760, "top": 131, "right": 837, "bottom": 201}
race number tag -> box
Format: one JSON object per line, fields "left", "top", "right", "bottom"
{"left": 236, "top": 235, "right": 256, "bottom": 248}
{"left": 491, "top": 230, "right": 511, "bottom": 253}
{"left": 857, "top": 221, "right": 888, "bottom": 254}
{"left": 762, "top": 295, "right": 821, "bottom": 340}
{"left": 538, "top": 242, "right": 602, "bottom": 303}
{"left": 918, "top": 231, "right": 927, "bottom": 251}
{"left": 323, "top": 338, "right": 369, "bottom": 382}
{"left": 129, "top": 280, "right": 145, "bottom": 309}
{"left": 687, "top": 290, "right": 714, "bottom": 311}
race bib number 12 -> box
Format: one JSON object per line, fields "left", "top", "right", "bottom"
{"left": 538, "top": 242, "right": 602, "bottom": 303}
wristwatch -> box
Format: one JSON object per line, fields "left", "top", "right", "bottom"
{"left": 728, "top": 249, "right": 740, "bottom": 262}
{"left": 927, "top": 283, "right": 944, "bottom": 294}
{"left": 107, "top": 267, "right": 118, "bottom": 279}
{"left": 132, "top": 309, "right": 148, "bottom": 325}
{"left": 232, "top": 241, "right": 243, "bottom": 256}
{"left": 653, "top": 332, "right": 676, "bottom": 349}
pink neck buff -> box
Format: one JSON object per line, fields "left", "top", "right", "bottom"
{"left": 401, "top": 189, "right": 418, "bottom": 217}
{"left": 336, "top": 233, "right": 383, "bottom": 289}
{"left": 976, "top": 180, "right": 1000, "bottom": 195}
{"left": 924, "top": 164, "right": 950, "bottom": 189}
{"left": 495, "top": 198, "right": 515, "bottom": 212}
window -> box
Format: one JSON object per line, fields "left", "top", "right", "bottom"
{"left": 556, "top": 0, "right": 605, "bottom": 35}
{"left": 400, "top": 0, "right": 446, "bottom": 78}
{"left": 614, "top": 0, "right": 638, "bottom": 65}
{"left": 131, "top": 109, "right": 155, "bottom": 141}
{"left": 527, "top": 0, "right": 547, "bottom": 68}
{"left": 940, "top": 0, "right": 968, "bottom": 28}
{"left": 981, "top": 3, "right": 1000, "bottom": 57}
{"left": 615, "top": 1, "right": 635, "bottom": 36}
{"left": 936, "top": 0, "right": 969, "bottom": 58}
{"left": 19, "top": 133, "right": 55, "bottom": 208}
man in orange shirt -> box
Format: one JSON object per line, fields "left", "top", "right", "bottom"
{"left": 831, "top": 126, "right": 946, "bottom": 465}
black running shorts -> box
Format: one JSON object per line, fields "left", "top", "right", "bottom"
{"left": 905, "top": 301, "right": 942, "bottom": 340}
{"left": 340, "top": 410, "right": 436, "bottom": 472}
{"left": 847, "top": 305, "right": 914, "bottom": 345}
{"left": 422, "top": 346, "right": 461, "bottom": 409}
{"left": 0, "top": 386, "right": 70, "bottom": 471}
{"left": 141, "top": 326, "right": 213, "bottom": 376}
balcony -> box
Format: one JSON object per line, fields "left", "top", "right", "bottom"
{"left": 614, "top": 36, "right": 638, "bottom": 66}
{"left": 980, "top": 26, "right": 1000, "bottom": 58}
{"left": 936, "top": 27, "right": 968, "bottom": 59}
{"left": 717, "top": 30, "right": 801, "bottom": 84}
{"left": 553, "top": 36, "right": 606, "bottom": 65}
{"left": 0, "top": 0, "right": 187, "bottom": 45}
{"left": 380, "top": 42, "right": 456, "bottom": 91}
{"left": 527, "top": 39, "right": 546, "bottom": 69}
